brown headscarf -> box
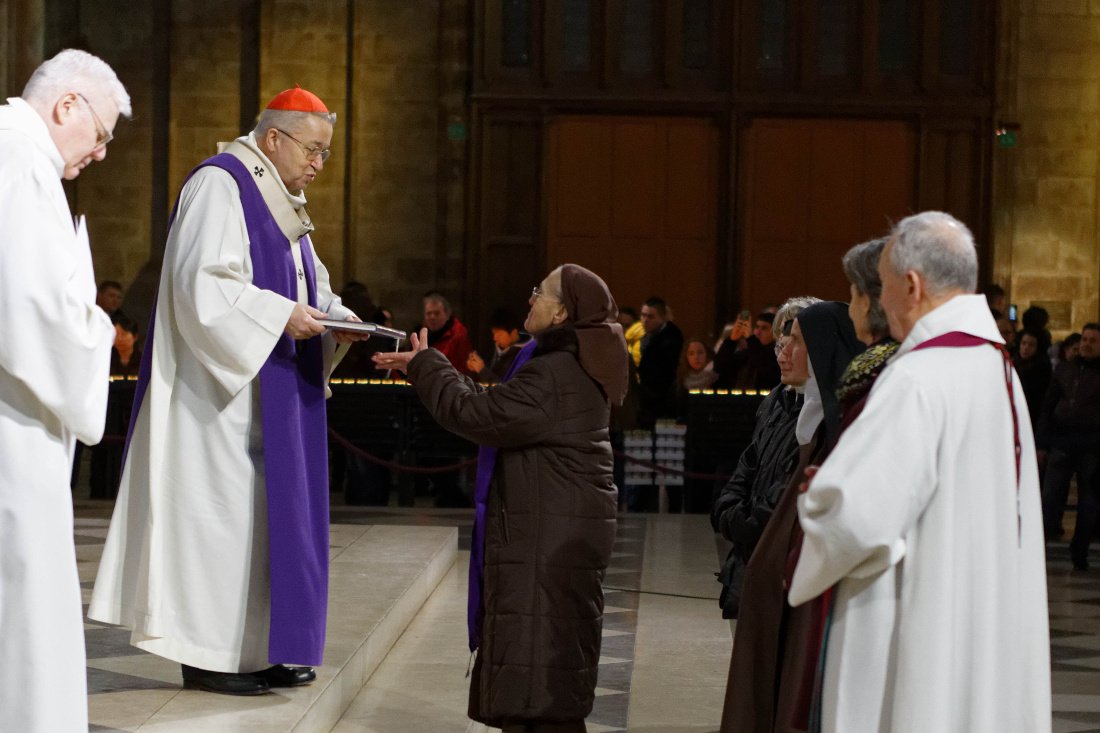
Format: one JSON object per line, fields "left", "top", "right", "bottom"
{"left": 559, "top": 264, "right": 630, "bottom": 405}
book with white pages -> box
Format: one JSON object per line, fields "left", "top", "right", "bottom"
{"left": 317, "top": 319, "right": 406, "bottom": 341}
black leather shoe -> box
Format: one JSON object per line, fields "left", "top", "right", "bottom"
{"left": 256, "top": 664, "right": 316, "bottom": 687}
{"left": 181, "top": 664, "right": 270, "bottom": 695}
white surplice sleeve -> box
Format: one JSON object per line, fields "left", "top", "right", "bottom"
{"left": 167, "top": 167, "right": 296, "bottom": 397}
{"left": 310, "top": 242, "right": 352, "bottom": 321}
{"left": 788, "top": 363, "right": 941, "bottom": 606}
{"left": 0, "top": 153, "right": 114, "bottom": 443}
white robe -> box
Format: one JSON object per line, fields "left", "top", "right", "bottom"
{"left": 0, "top": 98, "right": 114, "bottom": 732}
{"left": 88, "top": 136, "right": 351, "bottom": 672}
{"left": 789, "top": 294, "right": 1051, "bottom": 732}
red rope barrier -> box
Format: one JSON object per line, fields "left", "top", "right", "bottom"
{"left": 327, "top": 428, "right": 478, "bottom": 474}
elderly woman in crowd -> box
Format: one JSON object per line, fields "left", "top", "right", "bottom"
{"left": 374, "top": 264, "right": 628, "bottom": 733}
{"left": 719, "top": 299, "right": 863, "bottom": 733}
{"left": 710, "top": 296, "right": 818, "bottom": 620}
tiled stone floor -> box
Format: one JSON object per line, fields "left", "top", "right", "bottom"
{"left": 74, "top": 499, "right": 1100, "bottom": 731}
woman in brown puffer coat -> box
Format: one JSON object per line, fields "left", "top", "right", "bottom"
{"left": 374, "top": 264, "right": 629, "bottom": 733}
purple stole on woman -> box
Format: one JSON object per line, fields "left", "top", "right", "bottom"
{"left": 468, "top": 339, "right": 538, "bottom": 651}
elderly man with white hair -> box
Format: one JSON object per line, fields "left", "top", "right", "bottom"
{"left": 789, "top": 211, "right": 1051, "bottom": 732}
{"left": 90, "top": 87, "right": 364, "bottom": 695}
{"left": 0, "top": 49, "right": 130, "bottom": 732}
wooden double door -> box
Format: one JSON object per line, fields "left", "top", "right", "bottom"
{"left": 542, "top": 115, "right": 916, "bottom": 338}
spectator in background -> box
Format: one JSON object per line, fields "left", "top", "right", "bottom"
{"left": 680, "top": 338, "right": 718, "bottom": 392}
{"left": 1037, "top": 323, "right": 1100, "bottom": 562}
{"left": 97, "top": 279, "right": 124, "bottom": 316}
{"left": 1056, "top": 332, "right": 1082, "bottom": 367}
{"left": 623, "top": 306, "right": 644, "bottom": 366}
{"left": 995, "top": 310, "right": 1017, "bottom": 353}
{"left": 637, "top": 296, "right": 684, "bottom": 429}
{"left": 713, "top": 312, "right": 781, "bottom": 390}
{"left": 1014, "top": 328, "right": 1052, "bottom": 428}
{"left": 467, "top": 308, "right": 529, "bottom": 383}
{"left": 983, "top": 282, "right": 1006, "bottom": 315}
{"left": 109, "top": 311, "right": 141, "bottom": 377}
{"left": 90, "top": 311, "right": 142, "bottom": 500}
{"left": 333, "top": 281, "right": 393, "bottom": 379}
{"left": 422, "top": 291, "right": 475, "bottom": 376}
{"left": 1022, "top": 304, "right": 1053, "bottom": 357}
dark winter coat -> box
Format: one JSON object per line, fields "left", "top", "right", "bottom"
{"left": 711, "top": 386, "right": 801, "bottom": 618}
{"left": 407, "top": 326, "right": 617, "bottom": 726}
{"left": 637, "top": 320, "right": 684, "bottom": 427}
{"left": 1037, "top": 356, "right": 1100, "bottom": 446}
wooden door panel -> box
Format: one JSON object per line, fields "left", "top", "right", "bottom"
{"left": 741, "top": 118, "right": 917, "bottom": 311}
{"left": 554, "top": 120, "right": 612, "bottom": 237}
{"left": 665, "top": 122, "right": 716, "bottom": 240}
{"left": 548, "top": 115, "right": 718, "bottom": 339}
{"left": 612, "top": 122, "right": 662, "bottom": 238}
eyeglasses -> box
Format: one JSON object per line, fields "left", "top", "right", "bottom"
{"left": 774, "top": 337, "right": 790, "bottom": 356}
{"left": 531, "top": 286, "right": 558, "bottom": 302}
{"left": 76, "top": 93, "right": 113, "bottom": 149}
{"left": 275, "top": 128, "right": 331, "bottom": 162}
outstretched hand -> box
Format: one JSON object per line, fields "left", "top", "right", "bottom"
{"left": 372, "top": 327, "right": 429, "bottom": 374}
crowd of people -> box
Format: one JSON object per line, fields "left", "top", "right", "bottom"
{"left": 0, "top": 48, "right": 1081, "bottom": 733}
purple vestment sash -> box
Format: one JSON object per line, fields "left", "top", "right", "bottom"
{"left": 124, "top": 153, "right": 330, "bottom": 666}
{"left": 468, "top": 339, "right": 538, "bottom": 651}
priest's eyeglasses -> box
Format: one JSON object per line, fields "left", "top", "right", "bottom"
{"left": 276, "top": 128, "right": 331, "bottom": 163}
{"left": 76, "top": 93, "right": 113, "bottom": 149}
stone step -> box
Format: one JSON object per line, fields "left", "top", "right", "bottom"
{"left": 82, "top": 523, "right": 458, "bottom": 732}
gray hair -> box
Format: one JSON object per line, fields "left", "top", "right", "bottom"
{"left": 773, "top": 295, "right": 821, "bottom": 339}
{"left": 887, "top": 211, "right": 977, "bottom": 296}
{"left": 842, "top": 238, "right": 890, "bottom": 340}
{"left": 253, "top": 109, "right": 337, "bottom": 138}
{"left": 22, "top": 49, "right": 131, "bottom": 118}
{"left": 422, "top": 292, "right": 452, "bottom": 314}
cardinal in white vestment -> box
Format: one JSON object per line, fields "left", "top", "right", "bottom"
{"left": 89, "top": 87, "right": 365, "bottom": 696}
{"left": 0, "top": 50, "right": 130, "bottom": 733}
{"left": 789, "top": 211, "right": 1051, "bottom": 733}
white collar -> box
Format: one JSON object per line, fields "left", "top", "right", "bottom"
{"left": 3, "top": 97, "right": 66, "bottom": 177}
{"left": 895, "top": 294, "right": 1002, "bottom": 360}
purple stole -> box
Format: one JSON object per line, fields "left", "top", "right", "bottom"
{"left": 468, "top": 339, "right": 538, "bottom": 651}
{"left": 125, "top": 153, "right": 329, "bottom": 666}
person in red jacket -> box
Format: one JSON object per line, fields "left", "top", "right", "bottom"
{"left": 422, "top": 291, "right": 475, "bottom": 376}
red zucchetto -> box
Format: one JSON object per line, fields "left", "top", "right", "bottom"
{"left": 265, "top": 86, "right": 329, "bottom": 113}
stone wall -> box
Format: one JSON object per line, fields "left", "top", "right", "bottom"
{"left": 997, "top": 2, "right": 1100, "bottom": 333}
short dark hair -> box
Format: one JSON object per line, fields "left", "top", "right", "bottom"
{"left": 1022, "top": 305, "right": 1049, "bottom": 331}
{"left": 755, "top": 312, "right": 775, "bottom": 325}
{"left": 488, "top": 307, "right": 520, "bottom": 332}
{"left": 643, "top": 296, "right": 667, "bottom": 316}
{"left": 98, "top": 280, "right": 122, "bottom": 293}
{"left": 110, "top": 310, "right": 139, "bottom": 335}
{"left": 1083, "top": 322, "right": 1100, "bottom": 334}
